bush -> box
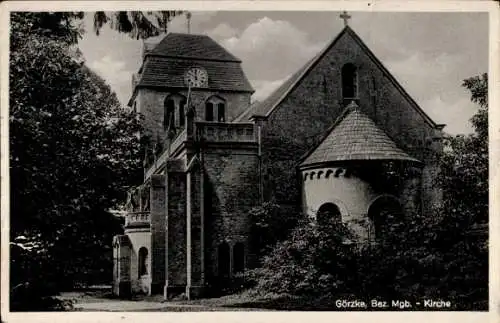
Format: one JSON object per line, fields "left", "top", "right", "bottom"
{"left": 251, "top": 218, "right": 357, "bottom": 297}
{"left": 250, "top": 210, "right": 488, "bottom": 310}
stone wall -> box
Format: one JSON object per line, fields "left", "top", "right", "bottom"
{"left": 260, "top": 30, "right": 443, "bottom": 216}
{"left": 202, "top": 146, "right": 260, "bottom": 281}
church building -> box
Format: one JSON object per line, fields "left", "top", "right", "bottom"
{"left": 112, "top": 16, "right": 445, "bottom": 300}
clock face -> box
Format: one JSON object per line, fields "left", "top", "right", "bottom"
{"left": 184, "top": 67, "right": 208, "bottom": 88}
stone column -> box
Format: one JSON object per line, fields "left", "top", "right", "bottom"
{"left": 185, "top": 165, "right": 206, "bottom": 299}
{"left": 149, "top": 175, "right": 166, "bottom": 294}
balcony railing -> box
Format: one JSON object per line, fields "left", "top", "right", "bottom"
{"left": 144, "top": 122, "right": 257, "bottom": 180}
{"left": 197, "top": 122, "right": 256, "bottom": 143}
{"left": 125, "top": 212, "right": 150, "bottom": 228}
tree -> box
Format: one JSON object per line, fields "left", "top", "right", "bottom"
{"left": 9, "top": 12, "right": 145, "bottom": 309}
{"left": 93, "top": 11, "right": 183, "bottom": 39}
{"left": 438, "top": 73, "right": 488, "bottom": 225}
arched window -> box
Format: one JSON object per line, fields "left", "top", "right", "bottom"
{"left": 233, "top": 242, "right": 245, "bottom": 274}
{"left": 205, "top": 96, "right": 226, "bottom": 122}
{"left": 367, "top": 196, "right": 403, "bottom": 242}
{"left": 164, "top": 94, "right": 187, "bottom": 130}
{"left": 316, "top": 202, "right": 342, "bottom": 226}
{"left": 217, "top": 242, "right": 230, "bottom": 278}
{"left": 179, "top": 98, "right": 186, "bottom": 127}
{"left": 164, "top": 99, "right": 175, "bottom": 130}
{"left": 217, "top": 103, "right": 225, "bottom": 122}
{"left": 342, "top": 63, "right": 358, "bottom": 100}
{"left": 138, "top": 247, "right": 148, "bottom": 277}
{"left": 205, "top": 102, "right": 214, "bottom": 121}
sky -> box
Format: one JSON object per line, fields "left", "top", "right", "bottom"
{"left": 78, "top": 11, "right": 489, "bottom": 135}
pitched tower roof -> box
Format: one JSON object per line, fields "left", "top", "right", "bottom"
{"left": 128, "top": 33, "right": 253, "bottom": 106}
{"left": 148, "top": 33, "right": 241, "bottom": 62}
{"left": 300, "top": 102, "right": 421, "bottom": 167}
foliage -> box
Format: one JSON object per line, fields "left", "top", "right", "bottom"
{"left": 251, "top": 218, "right": 356, "bottom": 297}
{"left": 438, "top": 73, "right": 488, "bottom": 225}
{"left": 9, "top": 12, "right": 144, "bottom": 310}
{"left": 248, "top": 202, "right": 305, "bottom": 262}
{"left": 93, "top": 11, "right": 184, "bottom": 39}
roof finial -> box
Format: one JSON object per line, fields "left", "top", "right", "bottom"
{"left": 340, "top": 11, "right": 351, "bottom": 27}
{"left": 186, "top": 11, "right": 192, "bottom": 34}
{"left": 347, "top": 100, "right": 359, "bottom": 111}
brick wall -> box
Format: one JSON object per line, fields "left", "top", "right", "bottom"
{"left": 187, "top": 164, "right": 203, "bottom": 287}
{"left": 166, "top": 166, "right": 187, "bottom": 288}
{"left": 202, "top": 146, "right": 260, "bottom": 280}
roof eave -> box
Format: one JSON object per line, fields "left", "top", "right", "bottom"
{"left": 263, "top": 27, "right": 350, "bottom": 119}
{"left": 298, "top": 157, "right": 424, "bottom": 171}
{"left": 134, "top": 84, "right": 254, "bottom": 94}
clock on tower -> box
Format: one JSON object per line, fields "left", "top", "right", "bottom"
{"left": 184, "top": 67, "right": 208, "bottom": 88}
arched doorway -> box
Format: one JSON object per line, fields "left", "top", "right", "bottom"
{"left": 233, "top": 242, "right": 245, "bottom": 274}
{"left": 367, "top": 196, "right": 403, "bottom": 242}
{"left": 316, "top": 202, "right": 342, "bottom": 226}
{"left": 138, "top": 247, "right": 148, "bottom": 278}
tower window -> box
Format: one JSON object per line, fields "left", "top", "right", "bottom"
{"left": 164, "top": 99, "right": 175, "bottom": 130}
{"left": 205, "top": 102, "right": 214, "bottom": 121}
{"left": 179, "top": 98, "right": 186, "bottom": 127}
{"left": 164, "top": 93, "right": 187, "bottom": 130}
{"left": 217, "top": 103, "right": 225, "bottom": 122}
{"left": 341, "top": 63, "right": 358, "bottom": 99}
{"left": 205, "top": 96, "right": 226, "bottom": 122}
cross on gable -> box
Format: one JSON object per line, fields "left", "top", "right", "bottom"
{"left": 186, "top": 11, "right": 192, "bottom": 34}
{"left": 340, "top": 11, "right": 351, "bottom": 26}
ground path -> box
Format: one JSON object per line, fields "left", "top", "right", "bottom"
{"left": 59, "top": 291, "right": 273, "bottom": 312}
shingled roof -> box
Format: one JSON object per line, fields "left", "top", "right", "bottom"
{"left": 235, "top": 26, "right": 437, "bottom": 128}
{"left": 300, "top": 103, "right": 421, "bottom": 168}
{"left": 137, "top": 57, "right": 253, "bottom": 91}
{"left": 128, "top": 33, "right": 253, "bottom": 106}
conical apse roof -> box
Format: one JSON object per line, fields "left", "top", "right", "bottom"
{"left": 300, "top": 103, "right": 421, "bottom": 167}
